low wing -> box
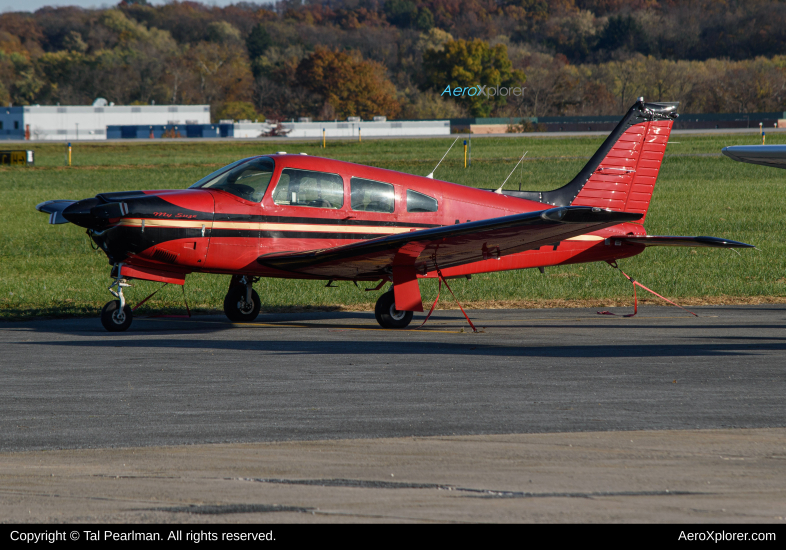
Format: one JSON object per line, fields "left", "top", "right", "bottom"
{"left": 614, "top": 236, "right": 754, "bottom": 248}
{"left": 721, "top": 145, "right": 786, "bottom": 169}
{"left": 258, "top": 206, "right": 642, "bottom": 279}
{"left": 36, "top": 200, "right": 77, "bottom": 225}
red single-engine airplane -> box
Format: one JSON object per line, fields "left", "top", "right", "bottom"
{"left": 38, "top": 99, "right": 752, "bottom": 332}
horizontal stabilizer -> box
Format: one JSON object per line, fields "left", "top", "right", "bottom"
{"left": 258, "top": 206, "right": 642, "bottom": 279}
{"left": 35, "top": 200, "right": 76, "bottom": 225}
{"left": 616, "top": 236, "right": 754, "bottom": 248}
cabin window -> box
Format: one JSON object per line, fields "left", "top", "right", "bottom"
{"left": 272, "top": 168, "right": 344, "bottom": 209}
{"left": 350, "top": 177, "right": 394, "bottom": 213}
{"left": 193, "top": 157, "right": 275, "bottom": 202}
{"left": 406, "top": 190, "right": 438, "bottom": 213}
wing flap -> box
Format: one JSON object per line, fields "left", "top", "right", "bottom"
{"left": 258, "top": 206, "right": 642, "bottom": 279}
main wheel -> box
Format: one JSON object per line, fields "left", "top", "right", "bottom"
{"left": 101, "top": 300, "right": 133, "bottom": 332}
{"left": 223, "top": 285, "right": 261, "bottom": 322}
{"left": 374, "top": 290, "right": 413, "bottom": 329}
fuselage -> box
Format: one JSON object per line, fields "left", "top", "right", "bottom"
{"left": 73, "top": 154, "right": 648, "bottom": 283}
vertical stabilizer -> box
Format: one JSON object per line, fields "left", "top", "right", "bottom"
{"left": 502, "top": 99, "right": 678, "bottom": 224}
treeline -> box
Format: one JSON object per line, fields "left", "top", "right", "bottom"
{"left": 1, "top": 0, "right": 786, "bottom": 121}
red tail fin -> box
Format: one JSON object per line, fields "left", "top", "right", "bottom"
{"left": 501, "top": 100, "right": 678, "bottom": 224}
{"left": 571, "top": 117, "right": 673, "bottom": 223}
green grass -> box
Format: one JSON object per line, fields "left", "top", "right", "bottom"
{"left": 2, "top": 132, "right": 785, "bottom": 320}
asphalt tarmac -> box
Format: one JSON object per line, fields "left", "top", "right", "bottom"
{"left": 1, "top": 305, "right": 785, "bottom": 522}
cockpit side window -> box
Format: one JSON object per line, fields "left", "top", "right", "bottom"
{"left": 194, "top": 157, "right": 275, "bottom": 202}
{"left": 406, "top": 190, "right": 438, "bottom": 212}
{"left": 272, "top": 168, "right": 344, "bottom": 209}
{"left": 350, "top": 177, "right": 394, "bottom": 213}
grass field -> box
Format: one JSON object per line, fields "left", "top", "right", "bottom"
{"left": 2, "top": 131, "right": 785, "bottom": 320}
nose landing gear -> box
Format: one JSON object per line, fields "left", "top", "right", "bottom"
{"left": 223, "top": 275, "right": 261, "bottom": 323}
{"left": 374, "top": 289, "right": 413, "bottom": 329}
{"left": 101, "top": 276, "right": 133, "bottom": 332}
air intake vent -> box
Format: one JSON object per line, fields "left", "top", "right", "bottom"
{"left": 151, "top": 248, "right": 178, "bottom": 264}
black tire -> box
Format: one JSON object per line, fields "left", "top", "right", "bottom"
{"left": 374, "top": 290, "right": 413, "bottom": 329}
{"left": 223, "top": 285, "right": 261, "bottom": 323}
{"left": 101, "top": 300, "right": 133, "bottom": 332}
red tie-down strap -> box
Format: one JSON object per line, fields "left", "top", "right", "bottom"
{"left": 598, "top": 260, "right": 697, "bottom": 317}
{"left": 131, "top": 283, "right": 167, "bottom": 312}
{"left": 418, "top": 268, "right": 478, "bottom": 332}
{"left": 132, "top": 282, "right": 192, "bottom": 318}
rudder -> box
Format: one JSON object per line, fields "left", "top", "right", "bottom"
{"left": 501, "top": 99, "right": 678, "bottom": 224}
{"left": 571, "top": 114, "right": 674, "bottom": 223}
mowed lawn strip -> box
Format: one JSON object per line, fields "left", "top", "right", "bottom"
{"left": 1, "top": 133, "right": 784, "bottom": 320}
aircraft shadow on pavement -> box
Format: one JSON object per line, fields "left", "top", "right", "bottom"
{"left": 11, "top": 315, "right": 786, "bottom": 337}
{"left": 23, "top": 336, "right": 786, "bottom": 359}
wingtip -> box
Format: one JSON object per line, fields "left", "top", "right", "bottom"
{"left": 695, "top": 236, "right": 755, "bottom": 248}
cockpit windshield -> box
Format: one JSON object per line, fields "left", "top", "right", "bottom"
{"left": 189, "top": 157, "right": 275, "bottom": 202}
{"left": 188, "top": 158, "right": 254, "bottom": 189}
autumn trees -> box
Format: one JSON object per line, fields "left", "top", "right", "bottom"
{"left": 509, "top": 53, "right": 786, "bottom": 117}
{"left": 296, "top": 48, "right": 401, "bottom": 120}
{"left": 2, "top": 1, "right": 786, "bottom": 121}
{"left": 422, "top": 39, "right": 525, "bottom": 117}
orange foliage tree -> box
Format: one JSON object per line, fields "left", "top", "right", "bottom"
{"left": 295, "top": 47, "right": 400, "bottom": 120}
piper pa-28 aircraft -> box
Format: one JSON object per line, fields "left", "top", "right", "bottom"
{"left": 38, "top": 99, "right": 752, "bottom": 332}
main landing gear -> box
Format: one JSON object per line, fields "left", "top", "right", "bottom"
{"left": 374, "top": 288, "right": 413, "bottom": 329}
{"left": 101, "top": 276, "right": 133, "bottom": 332}
{"left": 223, "top": 275, "right": 261, "bottom": 323}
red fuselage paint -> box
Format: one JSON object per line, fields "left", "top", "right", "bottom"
{"left": 111, "top": 154, "right": 647, "bottom": 284}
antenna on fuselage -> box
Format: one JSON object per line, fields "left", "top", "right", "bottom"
{"left": 519, "top": 147, "right": 525, "bottom": 191}
{"left": 494, "top": 151, "right": 528, "bottom": 194}
{"left": 426, "top": 136, "right": 460, "bottom": 179}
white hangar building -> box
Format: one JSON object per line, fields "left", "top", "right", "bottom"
{"left": 0, "top": 101, "right": 211, "bottom": 141}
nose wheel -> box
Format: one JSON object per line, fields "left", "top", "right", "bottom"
{"left": 101, "top": 300, "right": 133, "bottom": 332}
{"left": 223, "top": 276, "right": 261, "bottom": 322}
{"left": 374, "top": 289, "right": 413, "bottom": 329}
{"left": 101, "top": 275, "right": 133, "bottom": 332}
